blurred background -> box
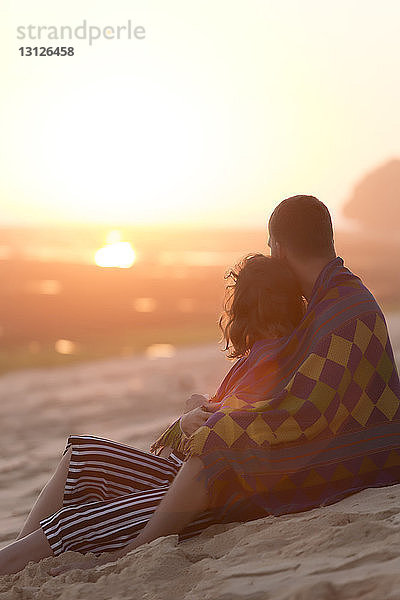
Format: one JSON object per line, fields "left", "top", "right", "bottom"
{"left": 0, "top": 164, "right": 399, "bottom": 374}
{"left": 1, "top": 0, "right": 399, "bottom": 374}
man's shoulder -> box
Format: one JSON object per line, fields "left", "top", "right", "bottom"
{"left": 321, "top": 260, "right": 381, "bottom": 311}
{"left": 303, "top": 262, "right": 386, "bottom": 348}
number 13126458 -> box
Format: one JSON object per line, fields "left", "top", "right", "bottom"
{"left": 19, "top": 47, "right": 75, "bottom": 56}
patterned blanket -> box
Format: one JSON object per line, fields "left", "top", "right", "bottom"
{"left": 151, "top": 257, "right": 400, "bottom": 522}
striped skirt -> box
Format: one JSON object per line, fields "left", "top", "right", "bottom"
{"left": 40, "top": 435, "right": 220, "bottom": 556}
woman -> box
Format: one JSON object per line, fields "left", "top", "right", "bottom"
{"left": 0, "top": 254, "right": 305, "bottom": 575}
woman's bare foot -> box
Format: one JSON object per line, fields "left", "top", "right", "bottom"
{"left": 0, "top": 529, "right": 52, "bottom": 576}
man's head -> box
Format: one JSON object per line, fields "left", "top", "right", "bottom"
{"left": 268, "top": 195, "right": 336, "bottom": 263}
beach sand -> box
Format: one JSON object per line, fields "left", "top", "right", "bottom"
{"left": 1, "top": 316, "right": 400, "bottom": 599}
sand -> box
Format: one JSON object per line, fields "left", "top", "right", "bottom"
{"left": 1, "top": 315, "right": 400, "bottom": 600}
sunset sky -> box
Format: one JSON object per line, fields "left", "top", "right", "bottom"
{"left": 1, "top": 0, "right": 399, "bottom": 227}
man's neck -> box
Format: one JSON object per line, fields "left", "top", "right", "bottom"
{"left": 290, "top": 255, "right": 336, "bottom": 301}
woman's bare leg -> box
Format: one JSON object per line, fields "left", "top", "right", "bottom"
{"left": 123, "top": 456, "right": 210, "bottom": 552}
{"left": 52, "top": 456, "right": 212, "bottom": 575}
{"left": 17, "top": 446, "right": 72, "bottom": 540}
{"left": 49, "top": 456, "right": 214, "bottom": 576}
{"left": 0, "top": 528, "right": 53, "bottom": 576}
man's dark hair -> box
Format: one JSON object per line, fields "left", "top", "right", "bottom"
{"left": 269, "top": 195, "right": 335, "bottom": 258}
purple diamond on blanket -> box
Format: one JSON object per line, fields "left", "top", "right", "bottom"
{"left": 232, "top": 433, "right": 259, "bottom": 450}
{"left": 365, "top": 406, "right": 386, "bottom": 427}
{"left": 371, "top": 448, "right": 393, "bottom": 470}
{"left": 202, "top": 430, "right": 229, "bottom": 452}
{"left": 324, "top": 394, "right": 340, "bottom": 422}
{"left": 362, "top": 313, "right": 377, "bottom": 330}
{"left": 341, "top": 415, "right": 362, "bottom": 432}
{"left": 336, "top": 319, "right": 357, "bottom": 342}
{"left": 365, "top": 371, "right": 386, "bottom": 401}
{"left": 365, "top": 334, "right": 383, "bottom": 368}
{"left": 293, "top": 400, "right": 322, "bottom": 427}
{"left": 314, "top": 334, "right": 331, "bottom": 358}
{"left": 320, "top": 359, "right": 345, "bottom": 388}
{"left": 389, "top": 369, "right": 400, "bottom": 394}
{"left": 206, "top": 412, "right": 225, "bottom": 427}
{"left": 343, "top": 380, "right": 363, "bottom": 411}
{"left": 315, "top": 462, "right": 338, "bottom": 481}
{"left": 347, "top": 343, "right": 363, "bottom": 375}
{"left": 265, "top": 408, "right": 292, "bottom": 432}
{"left": 232, "top": 411, "right": 260, "bottom": 430}
{"left": 290, "top": 372, "right": 319, "bottom": 400}
{"left": 342, "top": 456, "right": 363, "bottom": 475}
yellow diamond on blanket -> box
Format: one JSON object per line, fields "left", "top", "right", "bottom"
{"left": 354, "top": 319, "right": 373, "bottom": 353}
{"left": 337, "top": 368, "right": 352, "bottom": 398}
{"left": 222, "top": 394, "right": 250, "bottom": 410}
{"left": 245, "top": 415, "right": 276, "bottom": 444}
{"left": 273, "top": 475, "right": 297, "bottom": 492}
{"left": 274, "top": 415, "right": 303, "bottom": 443}
{"left": 331, "top": 464, "right": 353, "bottom": 481}
{"left": 309, "top": 380, "right": 336, "bottom": 415}
{"left": 358, "top": 456, "right": 378, "bottom": 474}
{"left": 280, "top": 395, "right": 304, "bottom": 416}
{"left": 373, "top": 314, "right": 388, "bottom": 347}
{"left": 327, "top": 335, "right": 353, "bottom": 367}
{"left": 251, "top": 399, "right": 275, "bottom": 412}
{"left": 212, "top": 414, "right": 245, "bottom": 447}
{"left": 354, "top": 356, "right": 375, "bottom": 389}
{"left": 187, "top": 425, "right": 210, "bottom": 456}
{"left": 384, "top": 450, "right": 400, "bottom": 468}
{"left": 377, "top": 352, "right": 394, "bottom": 384}
{"left": 297, "top": 353, "right": 326, "bottom": 381}
{"left": 303, "top": 414, "right": 329, "bottom": 440}
{"left": 376, "top": 385, "right": 400, "bottom": 421}
{"left": 329, "top": 402, "right": 350, "bottom": 434}
{"left": 302, "top": 469, "right": 327, "bottom": 487}
{"left": 351, "top": 392, "right": 374, "bottom": 426}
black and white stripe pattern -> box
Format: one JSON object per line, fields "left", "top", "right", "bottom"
{"left": 40, "top": 435, "right": 219, "bottom": 556}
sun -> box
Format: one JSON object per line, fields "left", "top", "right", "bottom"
{"left": 95, "top": 232, "right": 136, "bottom": 268}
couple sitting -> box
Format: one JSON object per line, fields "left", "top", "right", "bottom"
{"left": 1, "top": 195, "right": 400, "bottom": 576}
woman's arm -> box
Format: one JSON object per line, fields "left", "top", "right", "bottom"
{"left": 149, "top": 394, "right": 208, "bottom": 456}
{"left": 150, "top": 398, "right": 220, "bottom": 457}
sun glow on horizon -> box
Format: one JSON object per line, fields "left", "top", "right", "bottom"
{"left": 94, "top": 237, "right": 137, "bottom": 269}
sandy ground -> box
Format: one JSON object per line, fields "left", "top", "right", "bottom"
{"left": 0, "top": 315, "right": 399, "bottom": 600}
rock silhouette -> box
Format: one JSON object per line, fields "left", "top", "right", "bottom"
{"left": 343, "top": 159, "right": 400, "bottom": 235}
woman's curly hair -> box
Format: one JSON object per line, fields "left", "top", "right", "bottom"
{"left": 220, "top": 253, "right": 306, "bottom": 359}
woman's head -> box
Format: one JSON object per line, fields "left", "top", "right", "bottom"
{"left": 220, "top": 254, "right": 306, "bottom": 358}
